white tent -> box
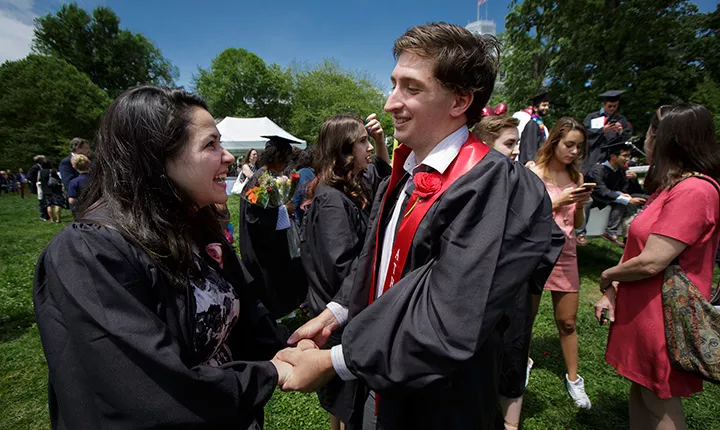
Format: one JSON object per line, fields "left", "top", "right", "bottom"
{"left": 216, "top": 117, "right": 306, "bottom": 155}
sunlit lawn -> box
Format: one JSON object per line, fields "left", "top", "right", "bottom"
{"left": 1, "top": 193, "right": 718, "bottom": 429}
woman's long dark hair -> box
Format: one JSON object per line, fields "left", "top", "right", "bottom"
{"left": 242, "top": 148, "right": 258, "bottom": 165}
{"left": 645, "top": 103, "right": 720, "bottom": 194}
{"left": 307, "top": 114, "right": 370, "bottom": 208}
{"left": 78, "top": 86, "right": 224, "bottom": 291}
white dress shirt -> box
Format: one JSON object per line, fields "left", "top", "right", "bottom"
{"left": 330, "top": 125, "right": 469, "bottom": 380}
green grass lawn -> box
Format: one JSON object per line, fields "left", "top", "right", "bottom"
{"left": 1, "top": 193, "right": 718, "bottom": 429}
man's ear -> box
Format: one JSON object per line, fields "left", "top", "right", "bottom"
{"left": 450, "top": 91, "right": 474, "bottom": 119}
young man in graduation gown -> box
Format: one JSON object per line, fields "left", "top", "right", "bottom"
{"left": 582, "top": 143, "right": 646, "bottom": 246}
{"left": 238, "top": 136, "right": 308, "bottom": 318}
{"left": 582, "top": 90, "right": 633, "bottom": 174}
{"left": 516, "top": 90, "right": 550, "bottom": 166}
{"left": 278, "top": 22, "right": 555, "bottom": 430}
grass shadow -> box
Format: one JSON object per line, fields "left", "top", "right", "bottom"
{"left": 529, "top": 335, "right": 567, "bottom": 379}
{"left": 0, "top": 312, "right": 36, "bottom": 343}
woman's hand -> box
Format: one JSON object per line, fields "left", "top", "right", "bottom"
{"left": 553, "top": 187, "right": 591, "bottom": 209}
{"left": 271, "top": 353, "right": 294, "bottom": 386}
{"left": 365, "top": 113, "right": 385, "bottom": 144}
{"left": 594, "top": 286, "right": 617, "bottom": 323}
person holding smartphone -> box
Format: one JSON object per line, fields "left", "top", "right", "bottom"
{"left": 530, "top": 117, "right": 593, "bottom": 409}
{"left": 578, "top": 142, "right": 647, "bottom": 246}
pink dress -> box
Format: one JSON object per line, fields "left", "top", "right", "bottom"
{"left": 606, "top": 177, "right": 720, "bottom": 398}
{"left": 542, "top": 180, "right": 580, "bottom": 292}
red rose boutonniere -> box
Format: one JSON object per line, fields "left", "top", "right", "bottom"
{"left": 405, "top": 172, "right": 443, "bottom": 217}
{"left": 205, "top": 243, "right": 224, "bottom": 269}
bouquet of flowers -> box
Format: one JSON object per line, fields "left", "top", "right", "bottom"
{"left": 244, "top": 170, "right": 301, "bottom": 209}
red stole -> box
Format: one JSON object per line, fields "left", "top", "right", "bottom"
{"left": 368, "top": 133, "right": 490, "bottom": 304}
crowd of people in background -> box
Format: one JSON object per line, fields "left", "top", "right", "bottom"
{"left": 13, "top": 21, "right": 718, "bottom": 430}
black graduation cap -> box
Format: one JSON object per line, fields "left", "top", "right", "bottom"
{"left": 530, "top": 89, "right": 549, "bottom": 106}
{"left": 261, "top": 135, "right": 298, "bottom": 149}
{"left": 599, "top": 90, "right": 626, "bottom": 102}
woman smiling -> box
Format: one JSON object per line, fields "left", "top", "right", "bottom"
{"left": 33, "top": 86, "right": 291, "bottom": 429}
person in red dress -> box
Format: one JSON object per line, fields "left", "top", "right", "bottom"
{"left": 594, "top": 103, "right": 720, "bottom": 430}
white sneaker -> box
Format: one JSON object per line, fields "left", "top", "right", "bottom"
{"left": 565, "top": 374, "right": 592, "bottom": 409}
{"left": 525, "top": 358, "right": 534, "bottom": 387}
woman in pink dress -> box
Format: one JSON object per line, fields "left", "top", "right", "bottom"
{"left": 530, "top": 117, "right": 593, "bottom": 408}
{"left": 595, "top": 104, "right": 720, "bottom": 430}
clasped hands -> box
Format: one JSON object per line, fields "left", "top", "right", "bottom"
{"left": 270, "top": 309, "right": 341, "bottom": 393}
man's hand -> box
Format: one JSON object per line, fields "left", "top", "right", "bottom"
{"left": 276, "top": 348, "right": 336, "bottom": 393}
{"left": 603, "top": 122, "right": 616, "bottom": 133}
{"left": 287, "top": 308, "right": 340, "bottom": 347}
{"left": 628, "top": 197, "right": 647, "bottom": 206}
{"left": 625, "top": 170, "right": 637, "bottom": 181}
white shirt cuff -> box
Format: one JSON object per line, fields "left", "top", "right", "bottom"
{"left": 326, "top": 302, "right": 349, "bottom": 326}
{"left": 615, "top": 194, "right": 631, "bottom": 205}
{"left": 331, "top": 345, "right": 356, "bottom": 381}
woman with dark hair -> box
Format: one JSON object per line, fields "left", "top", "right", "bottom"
{"left": 293, "top": 113, "right": 389, "bottom": 429}
{"left": 240, "top": 148, "right": 258, "bottom": 181}
{"left": 530, "top": 117, "right": 593, "bottom": 409}
{"left": 238, "top": 136, "right": 309, "bottom": 318}
{"left": 38, "top": 158, "right": 64, "bottom": 223}
{"left": 33, "top": 86, "right": 292, "bottom": 429}
{"left": 595, "top": 104, "right": 720, "bottom": 429}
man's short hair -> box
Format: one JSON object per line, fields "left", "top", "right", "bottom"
{"left": 71, "top": 154, "right": 90, "bottom": 172}
{"left": 608, "top": 145, "right": 631, "bottom": 158}
{"left": 69, "top": 137, "right": 89, "bottom": 152}
{"left": 393, "top": 22, "right": 500, "bottom": 127}
{"left": 472, "top": 116, "right": 519, "bottom": 144}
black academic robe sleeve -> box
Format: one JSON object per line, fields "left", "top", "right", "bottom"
{"left": 341, "top": 154, "right": 553, "bottom": 392}
{"left": 518, "top": 120, "right": 544, "bottom": 165}
{"left": 33, "top": 226, "right": 278, "bottom": 429}
{"left": 528, "top": 217, "right": 565, "bottom": 294}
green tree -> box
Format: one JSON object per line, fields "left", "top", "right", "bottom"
{"left": 288, "top": 60, "right": 392, "bottom": 145}
{"left": 0, "top": 55, "right": 111, "bottom": 169}
{"left": 33, "top": 2, "right": 177, "bottom": 97}
{"left": 504, "top": 0, "right": 707, "bottom": 134}
{"left": 193, "top": 48, "right": 293, "bottom": 127}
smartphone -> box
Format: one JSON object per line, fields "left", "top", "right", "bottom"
{"left": 599, "top": 308, "right": 609, "bottom": 325}
{"left": 579, "top": 182, "right": 596, "bottom": 191}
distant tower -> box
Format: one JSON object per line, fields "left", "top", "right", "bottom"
{"left": 465, "top": 20, "right": 496, "bottom": 37}
{"left": 465, "top": 19, "right": 504, "bottom": 88}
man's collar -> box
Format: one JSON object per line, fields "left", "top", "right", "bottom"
{"left": 403, "top": 126, "right": 469, "bottom": 175}
{"left": 602, "top": 160, "right": 618, "bottom": 172}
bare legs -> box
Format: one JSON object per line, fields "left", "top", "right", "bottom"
{"left": 47, "top": 205, "right": 61, "bottom": 223}
{"left": 629, "top": 383, "right": 686, "bottom": 430}
{"left": 499, "top": 396, "right": 523, "bottom": 430}
{"left": 552, "top": 292, "right": 579, "bottom": 380}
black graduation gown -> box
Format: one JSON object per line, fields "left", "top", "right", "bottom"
{"left": 301, "top": 159, "right": 391, "bottom": 318}
{"left": 582, "top": 112, "right": 633, "bottom": 174}
{"left": 586, "top": 163, "right": 644, "bottom": 209}
{"left": 33, "top": 219, "right": 288, "bottom": 430}
{"left": 239, "top": 168, "right": 308, "bottom": 318}
{"left": 27, "top": 163, "right": 41, "bottom": 194}
{"left": 518, "top": 119, "right": 545, "bottom": 165}
{"left": 498, "top": 215, "right": 565, "bottom": 399}
{"left": 299, "top": 159, "right": 391, "bottom": 424}
{"left": 335, "top": 150, "right": 554, "bottom": 429}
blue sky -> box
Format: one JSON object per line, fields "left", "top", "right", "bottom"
{"left": 1, "top": 0, "right": 717, "bottom": 91}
